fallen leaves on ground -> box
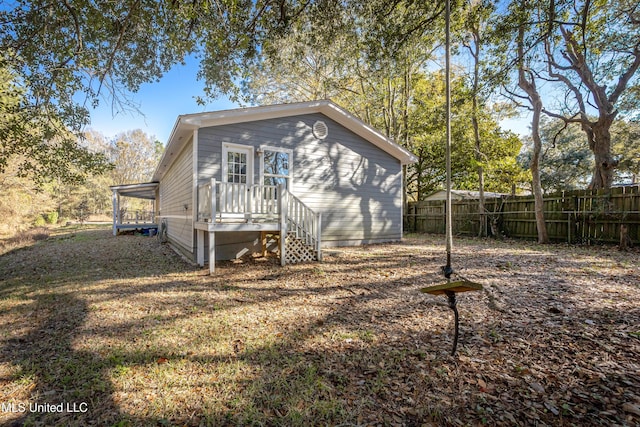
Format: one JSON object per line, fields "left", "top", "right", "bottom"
{"left": 0, "top": 226, "right": 638, "bottom": 426}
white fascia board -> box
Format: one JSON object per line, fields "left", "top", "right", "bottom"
{"left": 152, "top": 117, "right": 181, "bottom": 181}
{"left": 319, "top": 102, "right": 417, "bottom": 165}
{"left": 187, "top": 100, "right": 417, "bottom": 164}
{"left": 152, "top": 117, "right": 198, "bottom": 181}
{"left": 109, "top": 182, "right": 158, "bottom": 190}
{"left": 110, "top": 182, "right": 159, "bottom": 200}
{"left": 184, "top": 100, "right": 328, "bottom": 128}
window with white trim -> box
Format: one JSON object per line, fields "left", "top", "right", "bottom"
{"left": 261, "top": 147, "right": 292, "bottom": 189}
{"left": 227, "top": 151, "right": 248, "bottom": 183}
{"left": 222, "top": 143, "right": 253, "bottom": 185}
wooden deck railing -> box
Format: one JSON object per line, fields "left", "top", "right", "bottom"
{"left": 197, "top": 181, "right": 213, "bottom": 222}
{"left": 197, "top": 178, "right": 322, "bottom": 263}
{"left": 118, "top": 209, "right": 156, "bottom": 224}
{"left": 197, "top": 179, "right": 280, "bottom": 222}
{"left": 284, "top": 189, "right": 322, "bottom": 259}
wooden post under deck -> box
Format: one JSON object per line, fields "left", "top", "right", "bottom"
{"left": 261, "top": 231, "right": 268, "bottom": 257}
{"left": 209, "top": 231, "right": 216, "bottom": 274}
{"left": 279, "top": 185, "right": 287, "bottom": 266}
{"left": 316, "top": 212, "right": 322, "bottom": 261}
{"left": 112, "top": 190, "right": 118, "bottom": 236}
{"left": 197, "top": 229, "right": 205, "bottom": 267}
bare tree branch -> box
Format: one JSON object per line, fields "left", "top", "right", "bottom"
{"left": 609, "top": 46, "right": 640, "bottom": 105}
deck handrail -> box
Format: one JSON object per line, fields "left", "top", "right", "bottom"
{"left": 197, "top": 180, "right": 321, "bottom": 263}
{"left": 283, "top": 187, "right": 321, "bottom": 253}
{"left": 197, "top": 181, "right": 213, "bottom": 221}
{"left": 118, "top": 209, "right": 156, "bottom": 224}
{"left": 198, "top": 181, "right": 280, "bottom": 222}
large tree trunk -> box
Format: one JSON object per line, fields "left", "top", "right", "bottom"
{"left": 477, "top": 163, "right": 486, "bottom": 237}
{"left": 530, "top": 119, "right": 549, "bottom": 244}
{"left": 470, "top": 40, "right": 486, "bottom": 237}
{"left": 548, "top": 26, "right": 635, "bottom": 190}
{"left": 472, "top": 110, "right": 486, "bottom": 237}
{"left": 589, "top": 121, "right": 617, "bottom": 189}
{"left": 518, "top": 27, "right": 549, "bottom": 244}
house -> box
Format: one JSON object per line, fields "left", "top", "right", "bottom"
{"left": 422, "top": 190, "right": 509, "bottom": 202}
{"left": 111, "top": 100, "right": 417, "bottom": 273}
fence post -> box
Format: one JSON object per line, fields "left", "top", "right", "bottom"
{"left": 405, "top": 188, "right": 639, "bottom": 245}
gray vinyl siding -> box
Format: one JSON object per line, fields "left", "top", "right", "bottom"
{"left": 197, "top": 128, "right": 222, "bottom": 184}
{"left": 203, "top": 231, "right": 266, "bottom": 261}
{"left": 197, "top": 113, "right": 403, "bottom": 246}
{"left": 159, "top": 137, "right": 194, "bottom": 255}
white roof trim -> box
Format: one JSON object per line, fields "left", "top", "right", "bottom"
{"left": 110, "top": 182, "right": 159, "bottom": 200}
{"left": 152, "top": 100, "right": 417, "bottom": 181}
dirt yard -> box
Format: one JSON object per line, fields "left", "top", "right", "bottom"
{"left": 0, "top": 226, "right": 639, "bottom": 426}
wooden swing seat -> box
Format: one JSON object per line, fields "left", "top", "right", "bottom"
{"left": 420, "top": 280, "right": 483, "bottom": 296}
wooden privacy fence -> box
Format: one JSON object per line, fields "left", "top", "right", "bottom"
{"left": 405, "top": 186, "right": 640, "bottom": 245}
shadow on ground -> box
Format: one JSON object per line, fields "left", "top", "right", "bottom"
{"left": 0, "top": 229, "right": 638, "bottom": 426}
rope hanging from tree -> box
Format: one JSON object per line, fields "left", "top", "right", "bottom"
{"left": 420, "top": 0, "right": 482, "bottom": 356}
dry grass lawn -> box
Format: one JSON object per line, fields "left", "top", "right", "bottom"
{"left": 0, "top": 226, "right": 639, "bottom": 426}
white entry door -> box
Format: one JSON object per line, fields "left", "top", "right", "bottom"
{"left": 221, "top": 144, "right": 254, "bottom": 217}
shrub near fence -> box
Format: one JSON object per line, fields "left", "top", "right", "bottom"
{"left": 405, "top": 185, "right": 640, "bottom": 245}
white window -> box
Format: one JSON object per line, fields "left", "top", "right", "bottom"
{"left": 222, "top": 144, "right": 254, "bottom": 185}
{"left": 261, "top": 147, "right": 292, "bottom": 189}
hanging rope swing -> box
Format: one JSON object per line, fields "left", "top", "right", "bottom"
{"left": 420, "top": 0, "right": 482, "bottom": 356}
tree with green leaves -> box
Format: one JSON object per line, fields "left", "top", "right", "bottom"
{"left": 489, "top": 0, "right": 640, "bottom": 243}
{"left": 0, "top": 0, "right": 192, "bottom": 185}
{"left": 2, "top": 0, "right": 444, "bottom": 186}
{"left": 108, "top": 129, "right": 163, "bottom": 185}
{"left": 4, "top": 0, "right": 639, "bottom": 193}
{"left": 519, "top": 118, "right": 593, "bottom": 193}
{"left": 40, "top": 128, "right": 161, "bottom": 223}
{"left": 408, "top": 71, "right": 528, "bottom": 199}
{"left": 517, "top": 15, "right": 549, "bottom": 243}
{"left": 240, "top": 12, "right": 527, "bottom": 200}
{"left": 237, "top": 0, "right": 442, "bottom": 143}
{"left": 611, "top": 119, "right": 640, "bottom": 184}
{"left": 539, "top": 0, "right": 640, "bottom": 189}
{"left": 485, "top": 0, "right": 550, "bottom": 242}
{"left": 0, "top": 63, "right": 111, "bottom": 185}
{"left": 460, "top": 0, "right": 499, "bottom": 236}
{"left": 243, "top": 35, "right": 528, "bottom": 201}
{"left": 493, "top": 0, "right": 640, "bottom": 191}
{"left": 236, "top": 1, "right": 445, "bottom": 208}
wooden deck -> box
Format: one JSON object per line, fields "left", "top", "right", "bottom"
{"left": 111, "top": 180, "right": 322, "bottom": 273}
{"left": 113, "top": 210, "right": 158, "bottom": 234}
{"left": 115, "top": 223, "right": 158, "bottom": 231}
{"left": 196, "top": 180, "right": 322, "bottom": 273}
{"left": 111, "top": 183, "right": 159, "bottom": 236}
{"left": 194, "top": 221, "right": 279, "bottom": 232}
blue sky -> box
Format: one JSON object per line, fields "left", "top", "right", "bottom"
{"left": 86, "top": 59, "right": 239, "bottom": 143}
{"left": 86, "top": 58, "right": 530, "bottom": 144}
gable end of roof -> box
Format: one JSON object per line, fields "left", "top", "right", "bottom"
{"left": 153, "top": 100, "right": 416, "bottom": 181}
